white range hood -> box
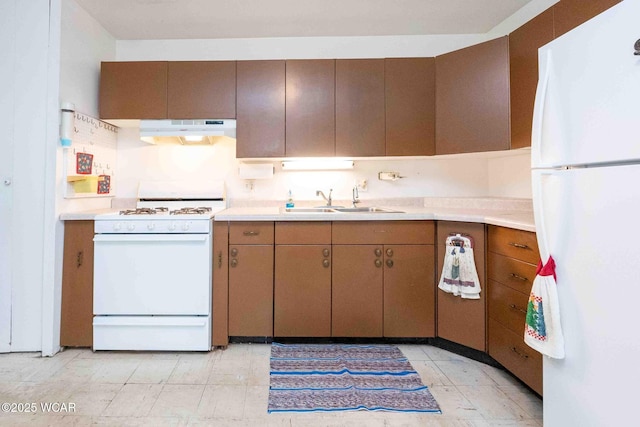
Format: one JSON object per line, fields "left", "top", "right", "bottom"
{"left": 139, "top": 119, "right": 236, "bottom": 145}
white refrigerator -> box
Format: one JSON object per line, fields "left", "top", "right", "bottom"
{"left": 531, "top": 1, "right": 640, "bottom": 426}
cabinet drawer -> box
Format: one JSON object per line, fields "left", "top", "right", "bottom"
{"left": 275, "top": 222, "right": 331, "bottom": 245}
{"left": 229, "top": 222, "right": 274, "bottom": 244}
{"left": 488, "top": 225, "right": 539, "bottom": 264}
{"left": 332, "top": 221, "right": 434, "bottom": 245}
{"left": 488, "top": 318, "right": 542, "bottom": 395}
{"left": 487, "top": 252, "right": 537, "bottom": 294}
{"left": 488, "top": 280, "right": 529, "bottom": 336}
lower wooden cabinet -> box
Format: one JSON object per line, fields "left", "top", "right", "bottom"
{"left": 383, "top": 245, "right": 435, "bottom": 338}
{"left": 274, "top": 245, "right": 332, "bottom": 337}
{"left": 488, "top": 225, "right": 542, "bottom": 395}
{"left": 489, "top": 318, "right": 542, "bottom": 395}
{"left": 228, "top": 244, "right": 274, "bottom": 337}
{"left": 60, "top": 221, "right": 94, "bottom": 347}
{"left": 436, "top": 221, "right": 486, "bottom": 351}
{"left": 332, "top": 245, "right": 384, "bottom": 337}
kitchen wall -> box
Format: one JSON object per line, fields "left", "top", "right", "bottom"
{"left": 117, "top": 129, "right": 531, "bottom": 203}
{"left": 113, "top": 0, "right": 556, "bottom": 204}
{"left": 59, "top": 0, "right": 116, "bottom": 213}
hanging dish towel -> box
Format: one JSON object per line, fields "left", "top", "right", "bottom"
{"left": 524, "top": 256, "right": 565, "bottom": 359}
{"left": 438, "top": 235, "right": 481, "bottom": 299}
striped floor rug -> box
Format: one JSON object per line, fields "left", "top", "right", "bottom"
{"left": 268, "top": 343, "right": 441, "bottom": 413}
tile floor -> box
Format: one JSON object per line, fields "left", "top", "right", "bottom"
{"left": 0, "top": 344, "right": 542, "bottom": 426}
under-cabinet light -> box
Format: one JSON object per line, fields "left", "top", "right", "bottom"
{"left": 281, "top": 160, "right": 354, "bottom": 171}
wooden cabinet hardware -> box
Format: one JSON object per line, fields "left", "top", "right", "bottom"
{"left": 323, "top": 259, "right": 330, "bottom": 268}
{"left": 385, "top": 259, "right": 394, "bottom": 268}
{"left": 510, "top": 273, "right": 529, "bottom": 281}
{"left": 374, "top": 259, "right": 382, "bottom": 268}
{"left": 508, "top": 242, "right": 530, "bottom": 249}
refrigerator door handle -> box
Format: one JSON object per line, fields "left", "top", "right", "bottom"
{"left": 531, "top": 50, "right": 552, "bottom": 168}
{"left": 532, "top": 169, "right": 555, "bottom": 263}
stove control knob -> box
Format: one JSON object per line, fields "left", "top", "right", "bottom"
{"left": 182, "top": 222, "right": 190, "bottom": 231}
{"left": 168, "top": 223, "right": 177, "bottom": 231}
{"left": 113, "top": 222, "right": 122, "bottom": 231}
{"left": 127, "top": 223, "right": 136, "bottom": 231}
{"left": 147, "top": 223, "right": 155, "bottom": 231}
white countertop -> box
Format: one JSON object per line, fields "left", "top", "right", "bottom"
{"left": 213, "top": 206, "right": 535, "bottom": 232}
{"left": 60, "top": 201, "right": 535, "bottom": 232}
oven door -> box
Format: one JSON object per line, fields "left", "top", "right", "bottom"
{"left": 93, "top": 233, "right": 211, "bottom": 315}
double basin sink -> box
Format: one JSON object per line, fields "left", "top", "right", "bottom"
{"left": 283, "top": 206, "right": 405, "bottom": 214}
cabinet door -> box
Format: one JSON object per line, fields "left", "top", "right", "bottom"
{"left": 228, "top": 245, "right": 274, "bottom": 336}
{"left": 385, "top": 58, "right": 436, "bottom": 156}
{"left": 236, "top": 60, "right": 285, "bottom": 158}
{"left": 435, "top": 37, "right": 510, "bottom": 155}
{"left": 286, "top": 60, "right": 335, "bottom": 157}
{"left": 168, "top": 61, "right": 236, "bottom": 119}
{"left": 383, "top": 245, "right": 435, "bottom": 338}
{"left": 436, "top": 222, "right": 486, "bottom": 351}
{"left": 335, "top": 59, "right": 385, "bottom": 157}
{"left": 61, "top": 221, "right": 94, "bottom": 347}
{"left": 99, "top": 61, "right": 168, "bottom": 119}
{"left": 553, "top": 0, "right": 621, "bottom": 38}
{"left": 212, "top": 221, "right": 229, "bottom": 347}
{"left": 274, "top": 245, "right": 332, "bottom": 337}
{"left": 509, "top": 9, "right": 554, "bottom": 149}
{"left": 332, "top": 245, "right": 383, "bottom": 337}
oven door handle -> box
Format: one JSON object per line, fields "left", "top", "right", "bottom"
{"left": 93, "top": 234, "right": 208, "bottom": 243}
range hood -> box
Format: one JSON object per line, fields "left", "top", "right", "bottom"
{"left": 139, "top": 119, "right": 236, "bottom": 145}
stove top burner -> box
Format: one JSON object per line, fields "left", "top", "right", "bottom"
{"left": 170, "top": 207, "right": 213, "bottom": 215}
{"left": 119, "top": 207, "right": 168, "bottom": 215}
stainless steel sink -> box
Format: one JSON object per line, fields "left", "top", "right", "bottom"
{"left": 283, "top": 207, "right": 337, "bottom": 213}
{"left": 283, "top": 206, "right": 404, "bottom": 214}
{"left": 334, "top": 207, "right": 405, "bottom": 213}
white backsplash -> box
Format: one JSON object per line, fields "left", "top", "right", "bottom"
{"left": 115, "top": 127, "right": 532, "bottom": 204}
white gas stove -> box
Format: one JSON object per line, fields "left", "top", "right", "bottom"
{"left": 92, "top": 180, "right": 226, "bottom": 352}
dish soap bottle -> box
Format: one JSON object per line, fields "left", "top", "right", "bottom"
{"left": 286, "top": 190, "right": 295, "bottom": 208}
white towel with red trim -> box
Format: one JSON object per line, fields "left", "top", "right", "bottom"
{"left": 438, "top": 235, "right": 481, "bottom": 299}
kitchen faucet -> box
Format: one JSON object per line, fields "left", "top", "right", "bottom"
{"left": 352, "top": 185, "right": 360, "bottom": 207}
{"left": 316, "top": 189, "right": 333, "bottom": 207}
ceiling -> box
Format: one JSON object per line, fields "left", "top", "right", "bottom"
{"left": 75, "top": 0, "right": 532, "bottom": 40}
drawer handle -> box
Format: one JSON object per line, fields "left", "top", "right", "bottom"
{"left": 511, "top": 346, "right": 529, "bottom": 359}
{"left": 509, "top": 242, "right": 529, "bottom": 249}
{"left": 510, "top": 273, "right": 528, "bottom": 282}
{"left": 509, "top": 304, "right": 528, "bottom": 315}
{"left": 243, "top": 230, "right": 260, "bottom": 236}
{"left": 76, "top": 251, "right": 83, "bottom": 268}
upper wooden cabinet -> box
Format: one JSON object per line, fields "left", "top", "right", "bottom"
{"left": 100, "top": 61, "right": 168, "bottom": 120}
{"left": 236, "top": 60, "right": 286, "bottom": 158}
{"left": 167, "top": 61, "right": 236, "bottom": 119}
{"left": 385, "top": 58, "right": 436, "bottom": 156}
{"left": 100, "top": 60, "right": 236, "bottom": 120}
{"left": 285, "top": 60, "right": 336, "bottom": 157}
{"left": 509, "top": 9, "right": 554, "bottom": 150}
{"left": 335, "top": 59, "right": 386, "bottom": 157}
{"left": 553, "top": 0, "right": 621, "bottom": 38}
{"left": 435, "top": 37, "right": 510, "bottom": 155}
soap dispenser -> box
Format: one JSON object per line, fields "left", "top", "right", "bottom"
{"left": 286, "top": 190, "right": 295, "bottom": 208}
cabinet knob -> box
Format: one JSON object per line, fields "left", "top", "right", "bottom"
{"left": 230, "top": 258, "right": 238, "bottom": 268}
{"left": 323, "top": 259, "right": 330, "bottom": 268}
{"left": 230, "top": 248, "right": 238, "bottom": 257}
{"left": 323, "top": 248, "right": 330, "bottom": 258}
{"left": 374, "top": 259, "right": 382, "bottom": 268}
{"left": 386, "top": 248, "right": 394, "bottom": 257}
{"left": 374, "top": 248, "right": 382, "bottom": 257}
{"left": 386, "top": 259, "right": 394, "bottom": 268}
